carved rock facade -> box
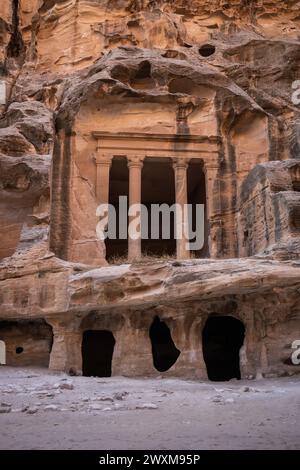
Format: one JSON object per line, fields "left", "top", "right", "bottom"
{"left": 0, "top": 1, "right": 300, "bottom": 380}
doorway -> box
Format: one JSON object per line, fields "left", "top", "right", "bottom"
{"left": 202, "top": 316, "right": 245, "bottom": 381}
{"left": 82, "top": 330, "right": 115, "bottom": 377}
{"left": 149, "top": 316, "right": 180, "bottom": 372}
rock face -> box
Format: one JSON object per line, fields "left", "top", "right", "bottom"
{"left": 0, "top": 1, "right": 300, "bottom": 380}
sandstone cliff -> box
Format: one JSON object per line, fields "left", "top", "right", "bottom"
{"left": 0, "top": 1, "right": 300, "bottom": 379}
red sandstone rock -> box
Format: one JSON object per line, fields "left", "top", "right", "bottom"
{"left": 0, "top": 0, "right": 299, "bottom": 381}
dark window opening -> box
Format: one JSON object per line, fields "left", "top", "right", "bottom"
{"left": 130, "top": 61, "right": 155, "bottom": 90}
{"left": 82, "top": 330, "right": 115, "bottom": 377}
{"left": 199, "top": 44, "right": 216, "bottom": 57}
{"left": 142, "top": 159, "right": 176, "bottom": 258}
{"left": 15, "top": 346, "right": 23, "bottom": 354}
{"left": 135, "top": 61, "right": 151, "bottom": 80}
{"left": 202, "top": 316, "right": 245, "bottom": 381}
{"left": 149, "top": 316, "right": 180, "bottom": 372}
{"left": 106, "top": 157, "right": 129, "bottom": 262}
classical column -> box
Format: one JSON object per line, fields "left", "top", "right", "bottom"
{"left": 127, "top": 155, "right": 144, "bottom": 261}
{"left": 204, "top": 163, "right": 219, "bottom": 258}
{"left": 94, "top": 152, "right": 113, "bottom": 204}
{"left": 172, "top": 157, "right": 190, "bottom": 260}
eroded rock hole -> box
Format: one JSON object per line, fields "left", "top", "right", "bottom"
{"left": 169, "top": 77, "right": 196, "bottom": 94}
{"left": 82, "top": 330, "right": 115, "bottom": 377}
{"left": 202, "top": 316, "right": 245, "bottom": 381}
{"left": 199, "top": 44, "right": 216, "bottom": 57}
{"left": 130, "top": 61, "right": 155, "bottom": 89}
{"left": 150, "top": 316, "right": 180, "bottom": 372}
{"left": 135, "top": 61, "right": 151, "bottom": 79}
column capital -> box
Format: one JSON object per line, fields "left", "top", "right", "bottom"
{"left": 203, "top": 162, "right": 219, "bottom": 176}
{"left": 94, "top": 153, "right": 114, "bottom": 166}
{"left": 127, "top": 155, "right": 145, "bottom": 169}
{"left": 172, "top": 157, "right": 190, "bottom": 171}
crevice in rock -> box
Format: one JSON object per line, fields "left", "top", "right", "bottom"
{"left": 7, "top": 0, "right": 25, "bottom": 60}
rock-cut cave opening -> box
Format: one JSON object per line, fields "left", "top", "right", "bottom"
{"left": 0, "top": 320, "right": 53, "bottom": 367}
{"left": 82, "top": 330, "right": 116, "bottom": 377}
{"left": 199, "top": 44, "right": 216, "bottom": 57}
{"left": 149, "top": 316, "right": 180, "bottom": 372}
{"left": 202, "top": 316, "right": 245, "bottom": 381}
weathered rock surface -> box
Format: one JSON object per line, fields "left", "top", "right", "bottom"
{"left": 0, "top": 1, "right": 299, "bottom": 380}
{"left": 0, "top": 246, "right": 299, "bottom": 378}
{"left": 0, "top": 99, "right": 52, "bottom": 259}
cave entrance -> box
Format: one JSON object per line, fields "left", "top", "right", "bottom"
{"left": 0, "top": 340, "right": 6, "bottom": 365}
{"left": 202, "top": 316, "right": 245, "bottom": 381}
{"left": 149, "top": 316, "right": 180, "bottom": 372}
{"left": 82, "top": 330, "right": 115, "bottom": 377}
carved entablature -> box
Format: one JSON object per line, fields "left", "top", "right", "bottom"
{"left": 92, "top": 131, "right": 220, "bottom": 167}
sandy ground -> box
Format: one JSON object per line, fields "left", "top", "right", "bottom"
{"left": 0, "top": 367, "right": 299, "bottom": 450}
